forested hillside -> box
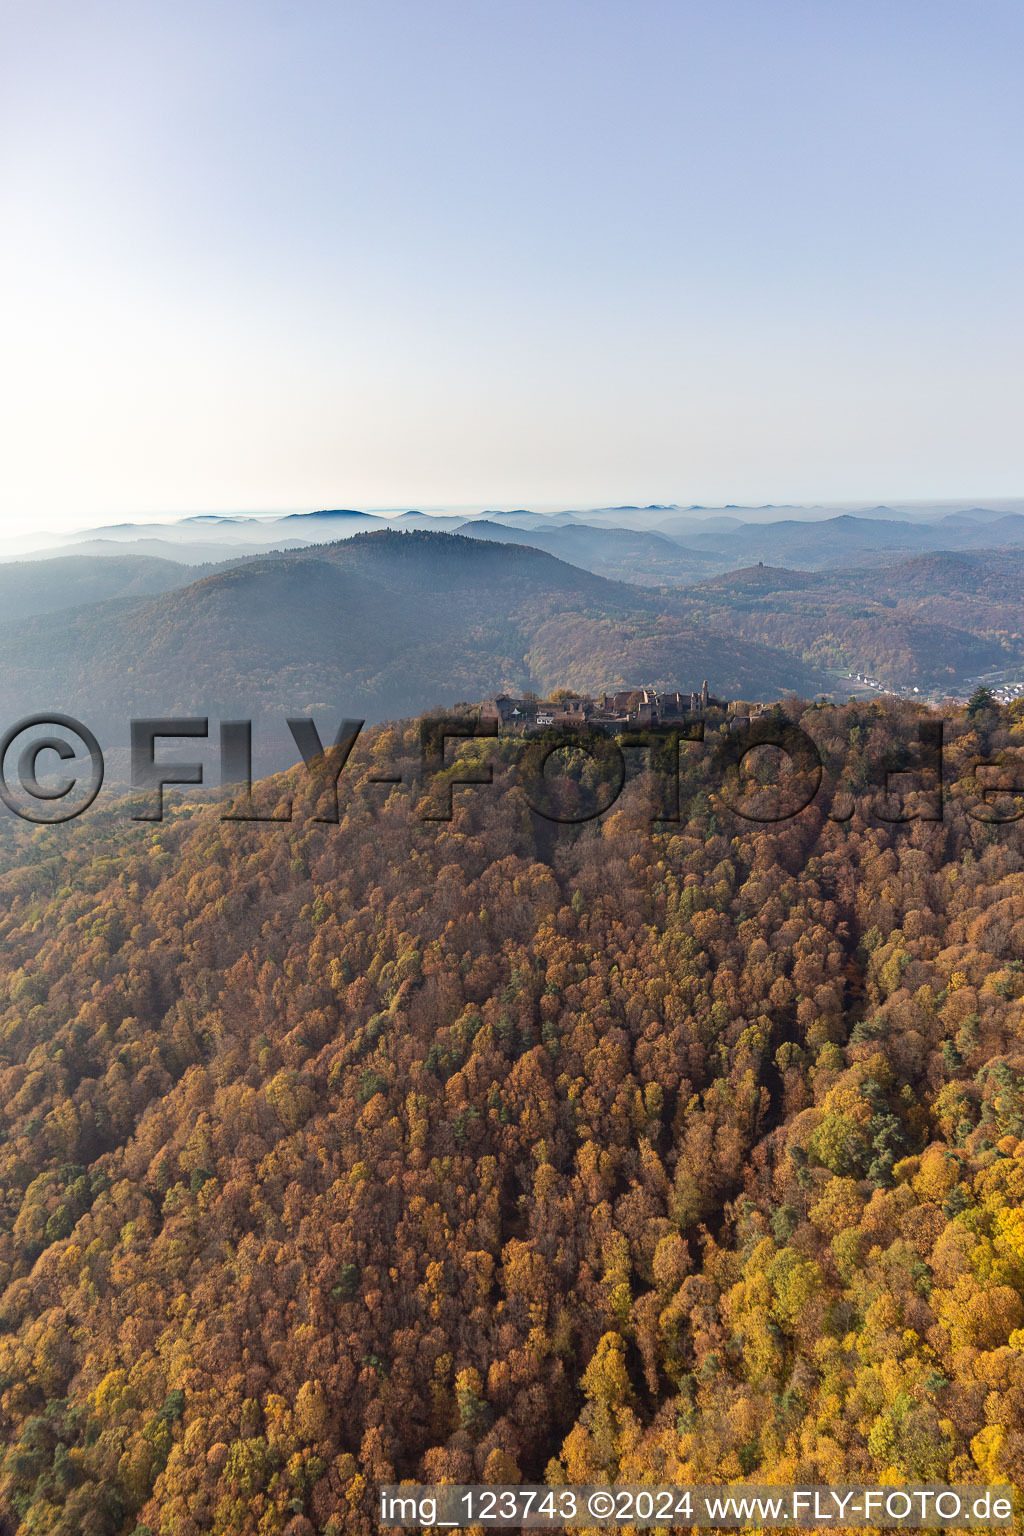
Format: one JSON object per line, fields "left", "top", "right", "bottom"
{"left": 0, "top": 700, "right": 1023, "bottom": 1532}
{"left": 0, "top": 533, "right": 823, "bottom": 762}
{"left": 0, "top": 556, "right": 195, "bottom": 625}
{"left": 672, "top": 555, "right": 1024, "bottom": 690}
{"left": 9, "top": 532, "right": 1024, "bottom": 712}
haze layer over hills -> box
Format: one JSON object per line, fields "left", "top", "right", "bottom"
{"left": 10, "top": 499, "right": 1024, "bottom": 573}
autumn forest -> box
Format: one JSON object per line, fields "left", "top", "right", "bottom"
{"left": 0, "top": 697, "right": 1022, "bottom": 1532}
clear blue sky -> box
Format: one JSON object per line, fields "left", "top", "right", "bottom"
{"left": 1, "top": 0, "right": 1022, "bottom": 531}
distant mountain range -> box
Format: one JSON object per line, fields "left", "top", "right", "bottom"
{"left": 667, "top": 511, "right": 1024, "bottom": 569}
{"left": 10, "top": 501, "right": 1024, "bottom": 579}
{"left": 447, "top": 519, "right": 719, "bottom": 585}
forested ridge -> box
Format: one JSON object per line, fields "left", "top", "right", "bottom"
{"left": 671, "top": 553, "right": 1024, "bottom": 690}
{"left": 10, "top": 535, "right": 1024, "bottom": 730}
{"left": 0, "top": 701, "right": 1023, "bottom": 1533}
{"left": 0, "top": 532, "right": 824, "bottom": 756}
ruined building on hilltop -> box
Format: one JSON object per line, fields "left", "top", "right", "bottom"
{"left": 479, "top": 681, "right": 722, "bottom": 733}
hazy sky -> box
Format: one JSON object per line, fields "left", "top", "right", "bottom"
{"left": 1, "top": 0, "right": 1022, "bottom": 532}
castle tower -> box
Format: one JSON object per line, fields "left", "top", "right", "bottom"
{"left": 701, "top": 679, "right": 709, "bottom": 709}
